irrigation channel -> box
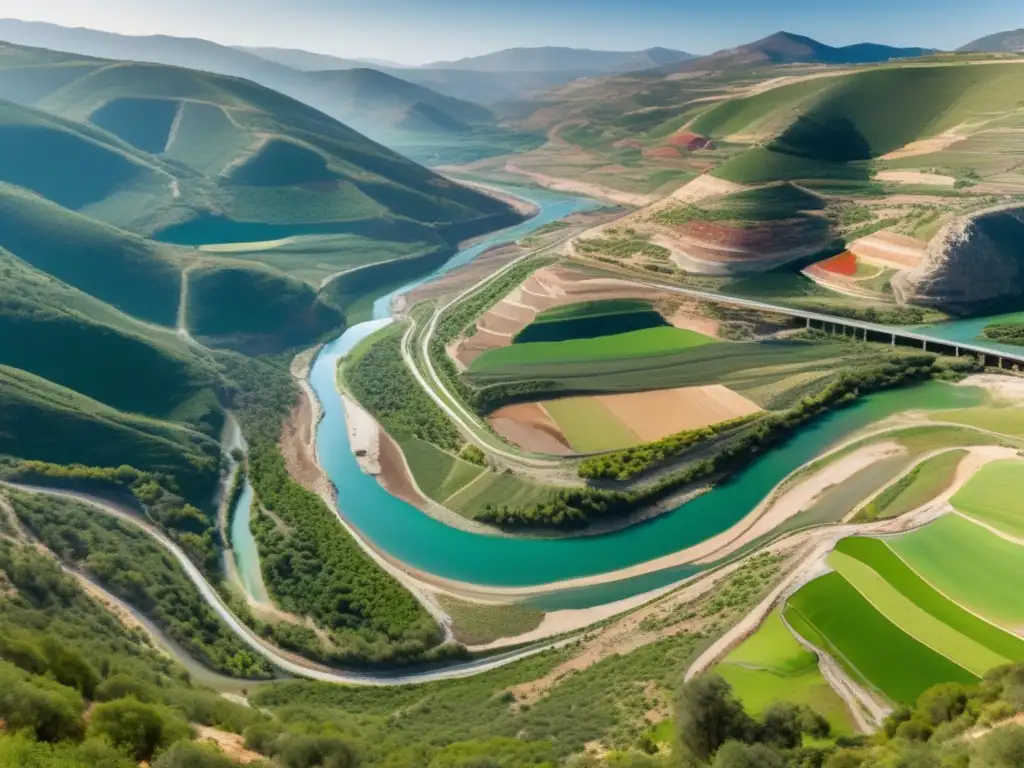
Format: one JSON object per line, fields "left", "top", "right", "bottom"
{"left": 221, "top": 185, "right": 1016, "bottom": 614}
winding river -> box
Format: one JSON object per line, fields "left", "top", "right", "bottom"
{"left": 222, "top": 186, "right": 979, "bottom": 610}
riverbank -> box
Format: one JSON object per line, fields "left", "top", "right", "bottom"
{"left": 454, "top": 177, "right": 542, "bottom": 218}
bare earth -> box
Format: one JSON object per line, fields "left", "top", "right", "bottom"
{"left": 487, "top": 403, "right": 573, "bottom": 455}
{"left": 505, "top": 162, "right": 657, "bottom": 206}
{"left": 876, "top": 170, "right": 957, "bottom": 187}
{"left": 281, "top": 350, "right": 333, "bottom": 499}
{"left": 848, "top": 231, "right": 927, "bottom": 269}
{"left": 670, "top": 174, "right": 744, "bottom": 202}
{"left": 453, "top": 178, "right": 541, "bottom": 217}
{"left": 595, "top": 385, "right": 762, "bottom": 443}
{"left": 195, "top": 726, "right": 266, "bottom": 764}
{"left": 341, "top": 393, "right": 381, "bottom": 475}
{"left": 880, "top": 132, "right": 965, "bottom": 160}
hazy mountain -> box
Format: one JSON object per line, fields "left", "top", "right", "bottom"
{"left": 237, "top": 45, "right": 369, "bottom": 71}
{"left": 0, "top": 19, "right": 495, "bottom": 139}
{"left": 422, "top": 45, "right": 693, "bottom": 73}
{"left": 377, "top": 67, "right": 591, "bottom": 104}
{"left": 650, "top": 32, "right": 934, "bottom": 75}
{"left": 959, "top": 29, "right": 1024, "bottom": 53}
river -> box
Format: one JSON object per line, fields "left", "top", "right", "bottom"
{"left": 259, "top": 186, "right": 982, "bottom": 609}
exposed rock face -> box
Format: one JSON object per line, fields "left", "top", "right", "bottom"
{"left": 892, "top": 207, "right": 1024, "bottom": 314}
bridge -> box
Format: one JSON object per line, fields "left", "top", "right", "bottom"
{"left": 643, "top": 280, "right": 1024, "bottom": 371}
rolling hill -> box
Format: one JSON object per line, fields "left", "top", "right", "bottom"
{"left": 650, "top": 32, "right": 933, "bottom": 75}
{"left": 0, "top": 20, "right": 511, "bottom": 142}
{"left": 959, "top": 28, "right": 1024, "bottom": 53}
{"left": 421, "top": 45, "right": 693, "bottom": 73}
{"left": 0, "top": 43, "right": 522, "bottom": 242}
{"left": 236, "top": 45, "right": 372, "bottom": 71}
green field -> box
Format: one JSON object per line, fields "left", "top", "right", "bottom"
{"left": 88, "top": 96, "right": 179, "bottom": 154}
{"left": 400, "top": 436, "right": 485, "bottom": 503}
{"left": 715, "top": 610, "right": 854, "bottom": 735}
{"left": 827, "top": 550, "right": 1006, "bottom": 676}
{"left": 889, "top": 514, "right": 1024, "bottom": 629}
{"left": 834, "top": 537, "right": 1024, "bottom": 663}
{"left": 466, "top": 339, "right": 902, "bottom": 409}
{"left": 951, "top": 459, "right": 1024, "bottom": 538}
{"left": 470, "top": 327, "right": 715, "bottom": 372}
{"left": 785, "top": 571, "right": 978, "bottom": 705}
{"left": 514, "top": 299, "right": 668, "bottom": 344}
{"left": 543, "top": 397, "right": 638, "bottom": 453}
{"left": 933, "top": 406, "right": 1024, "bottom": 437}
{"left": 856, "top": 449, "right": 967, "bottom": 522}
{"left": 654, "top": 182, "right": 827, "bottom": 226}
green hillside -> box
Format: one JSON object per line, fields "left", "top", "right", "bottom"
{"left": 707, "top": 63, "right": 1024, "bottom": 183}
{"left": 0, "top": 365, "right": 220, "bottom": 496}
{"left": 0, "top": 183, "right": 182, "bottom": 325}
{"left": 185, "top": 263, "right": 344, "bottom": 351}
{"left": 0, "top": 46, "right": 521, "bottom": 243}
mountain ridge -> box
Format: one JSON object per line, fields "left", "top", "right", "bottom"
{"left": 959, "top": 28, "right": 1024, "bottom": 53}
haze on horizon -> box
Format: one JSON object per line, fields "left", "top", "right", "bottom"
{"left": 2, "top": 0, "right": 1022, "bottom": 65}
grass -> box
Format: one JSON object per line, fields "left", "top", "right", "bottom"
{"left": 543, "top": 398, "right": 638, "bottom": 453}
{"left": 469, "top": 327, "right": 716, "bottom": 373}
{"left": 856, "top": 449, "right": 967, "bottom": 522}
{"left": 826, "top": 550, "right": 1007, "bottom": 676}
{"left": 834, "top": 537, "right": 1024, "bottom": 663}
{"left": 400, "top": 437, "right": 484, "bottom": 503}
{"left": 532, "top": 299, "right": 656, "bottom": 322}
{"left": 933, "top": 406, "right": 1024, "bottom": 437}
{"left": 715, "top": 610, "right": 854, "bottom": 736}
{"left": 446, "top": 472, "right": 555, "bottom": 520}
{"left": 435, "top": 596, "right": 545, "bottom": 646}
{"left": 88, "top": 97, "right": 179, "bottom": 154}
{"left": 950, "top": 459, "right": 1024, "bottom": 538}
{"left": 784, "top": 571, "right": 978, "bottom": 706}
{"left": 654, "top": 183, "right": 826, "bottom": 226}
{"left": 164, "top": 101, "right": 253, "bottom": 175}
{"left": 888, "top": 514, "right": 1024, "bottom": 629}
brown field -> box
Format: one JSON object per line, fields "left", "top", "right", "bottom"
{"left": 848, "top": 231, "right": 927, "bottom": 269}
{"left": 658, "top": 217, "right": 832, "bottom": 269}
{"left": 594, "top": 385, "right": 762, "bottom": 442}
{"left": 487, "top": 403, "right": 574, "bottom": 455}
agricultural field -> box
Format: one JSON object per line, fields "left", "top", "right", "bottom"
{"left": 714, "top": 609, "right": 855, "bottom": 736}
{"left": 888, "top": 514, "right": 1024, "bottom": 629}
{"left": 931, "top": 406, "right": 1024, "bottom": 437}
{"left": 468, "top": 326, "right": 715, "bottom": 372}
{"left": 784, "top": 571, "right": 978, "bottom": 706}
{"left": 855, "top": 449, "right": 967, "bottom": 522}
{"left": 466, "top": 338, "right": 906, "bottom": 410}
{"left": 950, "top": 459, "right": 1024, "bottom": 538}
{"left": 514, "top": 299, "right": 668, "bottom": 343}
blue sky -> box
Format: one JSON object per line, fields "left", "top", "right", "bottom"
{"left": 4, "top": 0, "right": 1022, "bottom": 64}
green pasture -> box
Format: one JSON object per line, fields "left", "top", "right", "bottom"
{"left": 715, "top": 610, "right": 854, "bottom": 735}
{"left": 399, "top": 436, "right": 484, "bottom": 504}
{"left": 835, "top": 536, "right": 1024, "bottom": 663}
{"left": 827, "top": 550, "right": 1006, "bottom": 676}
{"left": 543, "top": 398, "right": 638, "bottom": 453}
{"left": 856, "top": 449, "right": 966, "bottom": 522}
{"left": 784, "top": 572, "right": 978, "bottom": 705}
{"left": 514, "top": 300, "right": 667, "bottom": 344}
{"left": 532, "top": 299, "right": 655, "bottom": 322}
{"left": 951, "top": 459, "right": 1024, "bottom": 539}
{"left": 889, "top": 514, "right": 1024, "bottom": 629}
{"left": 933, "top": 406, "right": 1024, "bottom": 437}
{"left": 469, "top": 327, "right": 715, "bottom": 372}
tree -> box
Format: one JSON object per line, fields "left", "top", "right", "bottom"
{"left": 711, "top": 741, "right": 784, "bottom": 768}
{"left": 87, "top": 698, "right": 190, "bottom": 762}
{"left": 0, "top": 678, "right": 84, "bottom": 743}
{"left": 759, "top": 702, "right": 803, "bottom": 749}
{"left": 152, "top": 741, "right": 240, "bottom": 768}
{"left": 917, "top": 683, "right": 970, "bottom": 726}
{"left": 94, "top": 673, "right": 157, "bottom": 703}
{"left": 674, "top": 675, "right": 756, "bottom": 762}
{"left": 972, "top": 726, "right": 1024, "bottom": 768}
{"left": 276, "top": 735, "right": 360, "bottom": 768}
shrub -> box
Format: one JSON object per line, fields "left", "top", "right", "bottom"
{"left": 87, "top": 698, "right": 191, "bottom": 762}
{"left": 94, "top": 674, "right": 158, "bottom": 703}
{"left": 276, "top": 734, "right": 360, "bottom": 768}
{"left": 0, "top": 676, "right": 84, "bottom": 743}
{"left": 152, "top": 741, "right": 241, "bottom": 768}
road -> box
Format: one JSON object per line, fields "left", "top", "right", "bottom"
{"left": 1, "top": 483, "right": 579, "bottom": 686}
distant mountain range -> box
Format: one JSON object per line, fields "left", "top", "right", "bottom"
{"left": 418, "top": 46, "right": 694, "bottom": 73}
{"left": 959, "top": 29, "right": 1024, "bottom": 53}
{"left": 649, "top": 32, "right": 935, "bottom": 75}
{"left": 0, "top": 18, "right": 500, "bottom": 137}
{"left": 236, "top": 45, "right": 393, "bottom": 72}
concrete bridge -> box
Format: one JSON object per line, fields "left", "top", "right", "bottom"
{"left": 643, "top": 280, "right": 1024, "bottom": 371}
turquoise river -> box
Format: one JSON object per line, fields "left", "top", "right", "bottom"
{"left": 235, "top": 186, "right": 996, "bottom": 610}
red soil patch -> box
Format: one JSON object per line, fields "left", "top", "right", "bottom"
{"left": 488, "top": 403, "right": 573, "bottom": 455}
{"left": 817, "top": 250, "right": 858, "bottom": 276}
{"left": 643, "top": 147, "right": 680, "bottom": 159}
{"left": 667, "top": 132, "right": 712, "bottom": 150}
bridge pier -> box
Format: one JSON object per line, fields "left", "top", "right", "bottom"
{"left": 891, "top": 334, "right": 896, "bottom": 346}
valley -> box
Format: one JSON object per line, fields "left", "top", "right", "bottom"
{"left": 3, "top": 10, "right": 1024, "bottom": 768}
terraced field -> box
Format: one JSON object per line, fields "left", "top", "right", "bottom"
{"left": 950, "top": 459, "right": 1024, "bottom": 538}
{"left": 855, "top": 449, "right": 967, "bottom": 522}
{"left": 468, "top": 326, "right": 715, "bottom": 372}
{"left": 715, "top": 610, "right": 855, "bottom": 735}
{"left": 514, "top": 299, "right": 668, "bottom": 343}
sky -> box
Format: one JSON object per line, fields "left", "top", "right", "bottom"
{"left": 2, "top": 0, "right": 1022, "bottom": 64}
